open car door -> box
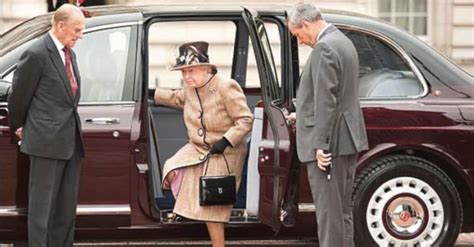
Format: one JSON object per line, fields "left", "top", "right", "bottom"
{"left": 242, "top": 8, "right": 296, "bottom": 233}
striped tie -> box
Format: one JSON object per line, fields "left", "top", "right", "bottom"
{"left": 62, "top": 47, "right": 78, "bottom": 97}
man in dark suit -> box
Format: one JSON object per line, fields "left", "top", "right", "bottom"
{"left": 287, "top": 3, "right": 368, "bottom": 247}
{"left": 8, "top": 4, "right": 85, "bottom": 246}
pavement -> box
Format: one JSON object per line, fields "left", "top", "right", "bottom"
{"left": 1, "top": 233, "right": 473, "bottom": 246}
{"left": 72, "top": 233, "right": 474, "bottom": 246}
{"left": 457, "top": 233, "right": 474, "bottom": 246}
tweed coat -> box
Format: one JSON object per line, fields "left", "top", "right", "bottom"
{"left": 155, "top": 74, "right": 253, "bottom": 222}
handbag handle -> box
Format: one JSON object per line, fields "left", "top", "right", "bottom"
{"left": 203, "top": 153, "right": 231, "bottom": 176}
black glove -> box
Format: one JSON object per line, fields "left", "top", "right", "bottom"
{"left": 209, "top": 137, "right": 231, "bottom": 154}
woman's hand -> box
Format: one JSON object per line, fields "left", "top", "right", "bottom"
{"left": 209, "top": 137, "right": 231, "bottom": 154}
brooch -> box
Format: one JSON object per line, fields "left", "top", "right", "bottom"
{"left": 208, "top": 86, "right": 217, "bottom": 94}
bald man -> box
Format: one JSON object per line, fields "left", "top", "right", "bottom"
{"left": 8, "top": 4, "right": 85, "bottom": 246}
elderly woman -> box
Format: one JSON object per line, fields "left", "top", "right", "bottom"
{"left": 154, "top": 41, "right": 253, "bottom": 247}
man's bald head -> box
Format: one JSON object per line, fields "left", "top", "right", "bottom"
{"left": 51, "top": 4, "right": 85, "bottom": 48}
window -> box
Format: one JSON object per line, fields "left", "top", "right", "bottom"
{"left": 297, "top": 28, "right": 423, "bottom": 99}
{"left": 0, "top": 80, "right": 10, "bottom": 102}
{"left": 3, "top": 71, "right": 14, "bottom": 83}
{"left": 75, "top": 27, "right": 131, "bottom": 102}
{"left": 148, "top": 21, "right": 236, "bottom": 89}
{"left": 343, "top": 29, "right": 423, "bottom": 98}
{"left": 246, "top": 22, "right": 281, "bottom": 89}
{"left": 248, "top": 20, "right": 281, "bottom": 100}
{"left": 378, "top": 0, "right": 428, "bottom": 36}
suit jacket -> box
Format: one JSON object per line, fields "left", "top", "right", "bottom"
{"left": 296, "top": 25, "right": 368, "bottom": 163}
{"left": 8, "top": 33, "right": 84, "bottom": 160}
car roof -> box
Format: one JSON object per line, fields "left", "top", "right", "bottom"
{"left": 85, "top": 3, "right": 377, "bottom": 20}
{"left": 0, "top": 4, "right": 415, "bottom": 61}
{"left": 1, "top": 4, "right": 384, "bottom": 56}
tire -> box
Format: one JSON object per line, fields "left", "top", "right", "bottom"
{"left": 352, "top": 155, "right": 462, "bottom": 247}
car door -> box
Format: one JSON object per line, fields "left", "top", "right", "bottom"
{"left": 0, "top": 79, "right": 26, "bottom": 233}
{"left": 242, "top": 8, "right": 295, "bottom": 233}
{"left": 0, "top": 38, "right": 47, "bottom": 236}
{"left": 0, "top": 24, "right": 140, "bottom": 235}
{"left": 72, "top": 23, "right": 139, "bottom": 228}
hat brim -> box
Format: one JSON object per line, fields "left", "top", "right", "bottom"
{"left": 169, "top": 63, "right": 217, "bottom": 71}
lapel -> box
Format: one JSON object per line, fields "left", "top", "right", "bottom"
{"left": 44, "top": 34, "right": 75, "bottom": 103}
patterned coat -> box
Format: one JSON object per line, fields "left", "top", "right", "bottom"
{"left": 155, "top": 75, "right": 253, "bottom": 222}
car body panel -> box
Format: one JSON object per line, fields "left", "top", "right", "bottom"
{"left": 0, "top": 4, "right": 473, "bottom": 241}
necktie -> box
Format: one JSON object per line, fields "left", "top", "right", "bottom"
{"left": 62, "top": 47, "right": 78, "bottom": 97}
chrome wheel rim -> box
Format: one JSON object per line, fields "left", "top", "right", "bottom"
{"left": 366, "top": 177, "right": 444, "bottom": 246}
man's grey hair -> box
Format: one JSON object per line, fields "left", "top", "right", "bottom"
{"left": 51, "top": 4, "right": 83, "bottom": 26}
{"left": 288, "top": 2, "right": 323, "bottom": 27}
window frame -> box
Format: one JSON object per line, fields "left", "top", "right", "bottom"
{"left": 144, "top": 15, "right": 287, "bottom": 98}
{"left": 145, "top": 19, "right": 239, "bottom": 90}
{"left": 336, "top": 23, "right": 429, "bottom": 101}
{"left": 76, "top": 24, "right": 137, "bottom": 104}
{"left": 0, "top": 22, "right": 139, "bottom": 106}
{"left": 376, "top": 0, "right": 431, "bottom": 42}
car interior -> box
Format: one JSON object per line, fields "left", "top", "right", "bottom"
{"left": 145, "top": 19, "right": 270, "bottom": 223}
{"left": 343, "top": 30, "right": 423, "bottom": 98}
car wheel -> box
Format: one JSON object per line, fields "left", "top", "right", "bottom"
{"left": 352, "top": 155, "right": 462, "bottom": 247}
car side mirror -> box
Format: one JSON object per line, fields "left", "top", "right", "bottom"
{"left": 0, "top": 80, "right": 12, "bottom": 102}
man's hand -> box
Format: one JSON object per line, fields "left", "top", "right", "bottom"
{"left": 15, "top": 127, "right": 23, "bottom": 140}
{"left": 316, "top": 149, "right": 332, "bottom": 171}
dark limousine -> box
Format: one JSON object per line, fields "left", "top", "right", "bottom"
{"left": 0, "top": 4, "right": 473, "bottom": 246}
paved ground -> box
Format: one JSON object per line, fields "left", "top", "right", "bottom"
{"left": 72, "top": 233, "right": 474, "bottom": 246}
{"left": 2, "top": 233, "right": 473, "bottom": 246}
{"left": 457, "top": 233, "right": 474, "bottom": 246}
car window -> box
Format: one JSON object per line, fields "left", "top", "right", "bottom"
{"left": 3, "top": 71, "right": 14, "bottom": 83}
{"left": 297, "top": 28, "right": 423, "bottom": 99}
{"left": 147, "top": 21, "right": 236, "bottom": 89}
{"left": 344, "top": 30, "right": 423, "bottom": 98}
{"left": 75, "top": 27, "right": 131, "bottom": 102}
{"left": 247, "top": 20, "right": 281, "bottom": 101}
{"left": 0, "top": 80, "right": 11, "bottom": 103}
{"left": 246, "top": 22, "right": 281, "bottom": 89}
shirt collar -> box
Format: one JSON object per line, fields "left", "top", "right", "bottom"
{"left": 316, "top": 23, "right": 331, "bottom": 42}
{"left": 49, "top": 31, "right": 65, "bottom": 52}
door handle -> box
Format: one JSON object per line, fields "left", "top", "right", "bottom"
{"left": 84, "top": 118, "right": 120, "bottom": 125}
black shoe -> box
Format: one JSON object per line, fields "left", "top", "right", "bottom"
{"left": 280, "top": 207, "right": 297, "bottom": 227}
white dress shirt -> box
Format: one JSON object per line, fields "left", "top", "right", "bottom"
{"left": 49, "top": 32, "right": 77, "bottom": 81}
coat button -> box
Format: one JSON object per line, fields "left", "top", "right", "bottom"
{"left": 197, "top": 128, "right": 204, "bottom": 137}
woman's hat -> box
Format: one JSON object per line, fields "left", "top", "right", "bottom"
{"left": 169, "top": 41, "right": 217, "bottom": 71}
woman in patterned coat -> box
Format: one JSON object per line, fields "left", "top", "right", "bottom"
{"left": 154, "top": 41, "right": 253, "bottom": 247}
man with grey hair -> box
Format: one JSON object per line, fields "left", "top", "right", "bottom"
{"left": 286, "top": 2, "right": 368, "bottom": 246}
{"left": 8, "top": 4, "right": 85, "bottom": 246}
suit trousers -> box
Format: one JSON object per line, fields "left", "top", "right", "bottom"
{"left": 27, "top": 139, "right": 82, "bottom": 247}
{"left": 306, "top": 154, "right": 357, "bottom": 247}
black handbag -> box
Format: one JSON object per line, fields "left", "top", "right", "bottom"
{"left": 199, "top": 154, "right": 236, "bottom": 206}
